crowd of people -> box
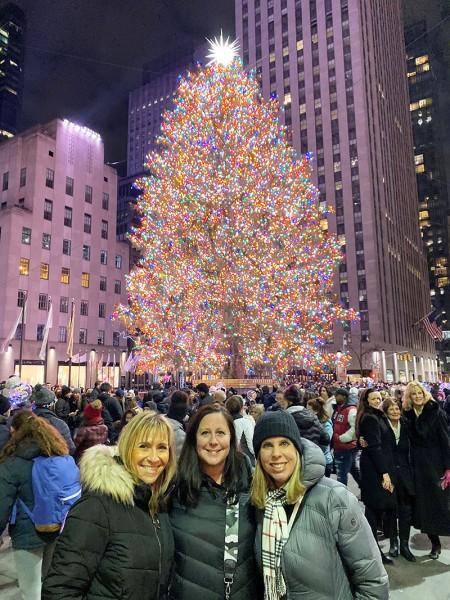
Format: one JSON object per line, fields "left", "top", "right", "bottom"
{"left": 0, "top": 374, "right": 449, "bottom": 600}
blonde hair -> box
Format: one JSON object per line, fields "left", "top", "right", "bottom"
{"left": 251, "top": 451, "right": 306, "bottom": 510}
{"left": 118, "top": 412, "right": 176, "bottom": 515}
{"left": 402, "top": 381, "right": 432, "bottom": 411}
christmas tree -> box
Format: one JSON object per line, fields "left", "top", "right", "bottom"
{"left": 114, "top": 36, "right": 357, "bottom": 377}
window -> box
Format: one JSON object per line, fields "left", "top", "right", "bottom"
{"left": 62, "top": 239, "right": 71, "bottom": 255}
{"left": 98, "top": 330, "right": 105, "bottom": 345}
{"left": 20, "top": 167, "right": 26, "bottom": 187}
{"left": 114, "top": 279, "right": 121, "bottom": 294}
{"left": 49, "top": 150, "right": 54, "bottom": 157}
{"left": 81, "top": 272, "right": 90, "bottom": 288}
{"left": 22, "top": 227, "right": 31, "bottom": 244}
{"left": 46, "top": 169, "right": 55, "bottom": 188}
{"left": 102, "top": 192, "right": 109, "bottom": 210}
{"left": 2, "top": 171, "right": 9, "bottom": 191}
{"left": 99, "top": 276, "right": 107, "bottom": 291}
{"left": 84, "top": 213, "right": 91, "bottom": 234}
{"left": 42, "top": 233, "right": 51, "bottom": 250}
{"left": 100, "top": 250, "right": 108, "bottom": 265}
{"left": 65, "top": 176, "right": 74, "bottom": 196}
{"left": 115, "top": 255, "right": 122, "bottom": 268}
{"left": 82, "top": 244, "right": 90, "bottom": 260}
{"left": 101, "top": 220, "right": 108, "bottom": 239}
{"left": 40, "top": 263, "right": 49, "bottom": 279}
{"left": 85, "top": 185, "right": 93, "bottom": 204}
{"left": 17, "top": 289, "right": 26, "bottom": 307}
{"left": 37, "top": 324, "right": 45, "bottom": 341}
{"left": 58, "top": 326, "right": 67, "bottom": 343}
{"left": 99, "top": 303, "right": 106, "bottom": 318}
{"left": 60, "top": 296, "right": 69, "bottom": 313}
{"left": 38, "top": 293, "right": 48, "bottom": 310}
{"left": 61, "top": 267, "right": 70, "bottom": 284}
{"left": 64, "top": 206, "right": 72, "bottom": 227}
{"left": 15, "top": 323, "right": 23, "bottom": 340}
{"left": 80, "top": 300, "right": 89, "bottom": 315}
{"left": 113, "top": 331, "right": 120, "bottom": 346}
{"left": 19, "top": 258, "right": 29, "bottom": 275}
{"left": 79, "top": 328, "right": 87, "bottom": 344}
{"left": 44, "top": 199, "right": 53, "bottom": 220}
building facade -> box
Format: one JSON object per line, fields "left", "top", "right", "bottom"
{"left": 236, "top": 0, "right": 437, "bottom": 381}
{"left": 403, "top": 0, "right": 450, "bottom": 376}
{"left": 0, "top": 118, "right": 129, "bottom": 386}
{"left": 0, "top": 3, "right": 25, "bottom": 141}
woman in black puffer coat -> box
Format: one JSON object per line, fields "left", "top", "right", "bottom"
{"left": 170, "top": 405, "right": 261, "bottom": 600}
{"left": 42, "top": 412, "right": 176, "bottom": 600}
{"left": 356, "top": 389, "right": 397, "bottom": 565}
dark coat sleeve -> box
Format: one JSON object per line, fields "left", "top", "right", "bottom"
{"left": 42, "top": 495, "right": 109, "bottom": 600}
{"left": 359, "top": 414, "right": 390, "bottom": 475}
{"left": 436, "top": 410, "right": 450, "bottom": 471}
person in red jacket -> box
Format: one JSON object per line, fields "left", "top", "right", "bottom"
{"left": 332, "top": 388, "right": 360, "bottom": 487}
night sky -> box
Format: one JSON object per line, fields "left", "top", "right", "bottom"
{"left": 14, "top": 0, "right": 235, "bottom": 163}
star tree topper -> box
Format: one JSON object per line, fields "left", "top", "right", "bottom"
{"left": 206, "top": 31, "right": 240, "bottom": 67}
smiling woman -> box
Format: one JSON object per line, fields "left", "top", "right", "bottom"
{"left": 170, "top": 405, "right": 261, "bottom": 600}
{"left": 42, "top": 412, "right": 176, "bottom": 600}
{"left": 251, "top": 411, "right": 389, "bottom": 600}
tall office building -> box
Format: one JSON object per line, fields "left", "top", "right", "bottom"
{"left": 403, "top": 0, "right": 450, "bottom": 376}
{"left": 0, "top": 3, "right": 25, "bottom": 141}
{"left": 0, "top": 118, "right": 130, "bottom": 386}
{"left": 236, "top": 0, "right": 437, "bottom": 381}
{"left": 127, "top": 42, "right": 208, "bottom": 177}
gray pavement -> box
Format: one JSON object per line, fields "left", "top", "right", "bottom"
{"left": 1, "top": 476, "right": 449, "bottom": 599}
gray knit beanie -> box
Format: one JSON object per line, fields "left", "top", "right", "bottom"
{"left": 253, "top": 410, "right": 303, "bottom": 457}
{"left": 32, "top": 384, "right": 56, "bottom": 406}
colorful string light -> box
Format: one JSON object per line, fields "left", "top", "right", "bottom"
{"left": 113, "top": 58, "right": 358, "bottom": 375}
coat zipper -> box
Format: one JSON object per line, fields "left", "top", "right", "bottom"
{"left": 152, "top": 514, "right": 162, "bottom": 597}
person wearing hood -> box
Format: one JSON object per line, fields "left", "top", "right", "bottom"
{"left": 32, "top": 384, "right": 76, "bottom": 455}
{"left": 73, "top": 400, "right": 108, "bottom": 463}
{"left": 332, "top": 388, "right": 361, "bottom": 487}
{"left": 98, "top": 382, "right": 124, "bottom": 423}
{"left": 251, "top": 411, "right": 389, "bottom": 600}
{"left": 42, "top": 412, "right": 176, "bottom": 600}
{"left": 402, "top": 381, "right": 450, "bottom": 560}
{"left": 281, "top": 386, "right": 330, "bottom": 451}
{"left": 166, "top": 391, "right": 188, "bottom": 458}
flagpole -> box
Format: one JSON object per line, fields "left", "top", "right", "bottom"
{"left": 43, "top": 297, "right": 51, "bottom": 383}
{"left": 18, "top": 291, "right": 27, "bottom": 379}
{"left": 68, "top": 299, "right": 74, "bottom": 386}
{"left": 412, "top": 309, "right": 434, "bottom": 328}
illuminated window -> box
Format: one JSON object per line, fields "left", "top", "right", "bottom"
{"left": 81, "top": 272, "right": 90, "bottom": 288}
{"left": 40, "top": 263, "right": 49, "bottom": 280}
{"left": 415, "top": 164, "right": 425, "bottom": 173}
{"left": 414, "top": 154, "right": 424, "bottom": 165}
{"left": 61, "top": 267, "right": 70, "bottom": 284}
{"left": 19, "top": 258, "right": 29, "bottom": 275}
{"left": 437, "top": 277, "right": 449, "bottom": 287}
{"left": 409, "top": 98, "right": 432, "bottom": 112}
{"left": 415, "top": 55, "right": 428, "bottom": 66}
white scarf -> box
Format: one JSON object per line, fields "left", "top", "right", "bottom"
{"left": 389, "top": 419, "right": 401, "bottom": 444}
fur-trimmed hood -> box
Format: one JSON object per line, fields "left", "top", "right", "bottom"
{"left": 79, "top": 444, "right": 136, "bottom": 506}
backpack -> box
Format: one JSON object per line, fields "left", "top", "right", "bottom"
{"left": 11, "top": 455, "right": 81, "bottom": 536}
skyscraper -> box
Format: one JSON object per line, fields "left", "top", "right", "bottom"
{"left": 0, "top": 3, "right": 25, "bottom": 141}
{"left": 236, "top": 0, "right": 437, "bottom": 381}
{"left": 403, "top": 0, "right": 450, "bottom": 376}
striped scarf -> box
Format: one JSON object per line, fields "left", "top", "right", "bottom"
{"left": 262, "top": 489, "right": 289, "bottom": 600}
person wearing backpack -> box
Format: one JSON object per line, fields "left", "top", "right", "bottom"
{"left": 42, "top": 412, "right": 176, "bottom": 600}
{"left": 0, "top": 411, "right": 77, "bottom": 600}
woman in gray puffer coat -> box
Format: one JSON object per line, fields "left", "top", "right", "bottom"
{"left": 251, "top": 411, "right": 389, "bottom": 600}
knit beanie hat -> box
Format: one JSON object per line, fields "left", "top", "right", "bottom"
{"left": 32, "top": 384, "right": 56, "bottom": 406}
{"left": 1, "top": 375, "right": 21, "bottom": 398}
{"left": 84, "top": 399, "right": 103, "bottom": 422}
{"left": 253, "top": 411, "right": 303, "bottom": 458}
{"left": 0, "top": 396, "right": 10, "bottom": 415}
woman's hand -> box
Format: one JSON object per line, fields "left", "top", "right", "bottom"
{"left": 440, "top": 469, "right": 450, "bottom": 490}
{"left": 359, "top": 436, "right": 368, "bottom": 448}
{"left": 382, "top": 473, "right": 394, "bottom": 493}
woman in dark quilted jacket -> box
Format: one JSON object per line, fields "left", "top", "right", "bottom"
{"left": 42, "top": 412, "right": 176, "bottom": 600}
{"left": 170, "top": 404, "right": 261, "bottom": 600}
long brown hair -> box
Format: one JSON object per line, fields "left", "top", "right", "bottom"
{"left": 0, "top": 411, "right": 69, "bottom": 463}
{"left": 306, "top": 397, "right": 329, "bottom": 423}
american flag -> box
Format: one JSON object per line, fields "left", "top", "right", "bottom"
{"left": 423, "top": 313, "right": 443, "bottom": 341}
